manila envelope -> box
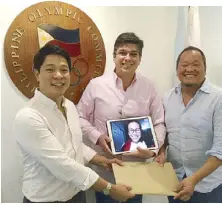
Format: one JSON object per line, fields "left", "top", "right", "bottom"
{"left": 112, "top": 161, "right": 179, "bottom": 196}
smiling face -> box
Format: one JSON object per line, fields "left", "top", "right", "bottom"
{"left": 177, "top": 50, "right": 206, "bottom": 87}
{"left": 128, "top": 121, "right": 142, "bottom": 143}
{"left": 34, "top": 54, "right": 70, "bottom": 101}
{"left": 114, "top": 43, "right": 141, "bottom": 78}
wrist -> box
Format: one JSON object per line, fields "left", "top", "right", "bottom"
{"left": 96, "top": 136, "right": 101, "bottom": 145}
{"left": 89, "top": 154, "right": 98, "bottom": 164}
{"left": 90, "top": 154, "right": 106, "bottom": 166}
{"left": 158, "top": 144, "right": 167, "bottom": 154}
{"left": 158, "top": 150, "right": 165, "bottom": 156}
{"left": 96, "top": 155, "right": 105, "bottom": 166}
{"left": 189, "top": 175, "right": 200, "bottom": 186}
{"left": 109, "top": 184, "right": 116, "bottom": 196}
{"left": 98, "top": 155, "right": 109, "bottom": 168}
{"left": 102, "top": 182, "right": 112, "bottom": 195}
{"left": 96, "top": 134, "right": 103, "bottom": 145}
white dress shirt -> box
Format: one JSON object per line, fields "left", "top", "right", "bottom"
{"left": 14, "top": 90, "right": 99, "bottom": 202}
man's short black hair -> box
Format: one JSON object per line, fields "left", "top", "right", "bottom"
{"left": 33, "top": 44, "right": 72, "bottom": 72}
{"left": 113, "top": 32, "right": 144, "bottom": 57}
{"left": 176, "top": 46, "right": 206, "bottom": 70}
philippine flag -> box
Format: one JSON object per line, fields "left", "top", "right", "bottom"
{"left": 37, "top": 24, "right": 81, "bottom": 57}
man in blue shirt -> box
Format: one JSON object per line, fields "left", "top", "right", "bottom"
{"left": 156, "top": 46, "right": 222, "bottom": 202}
{"left": 132, "top": 46, "right": 222, "bottom": 202}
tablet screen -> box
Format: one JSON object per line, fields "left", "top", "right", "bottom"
{"left": 107, "top": 116, "right": 159, "bottom": 154}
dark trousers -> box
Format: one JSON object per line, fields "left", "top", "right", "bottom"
{"left": 95, "top": 192, "right": 142, "bottom": 203}
{"left": 168, "top": 175, "right": 222, "bottom": 203}
{"left": 23, "top": 191, "right": 86, "bottom": 203}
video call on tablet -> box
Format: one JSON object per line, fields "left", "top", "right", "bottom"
{"left": 107, "top": 116, "right": 159, "bottom": 155}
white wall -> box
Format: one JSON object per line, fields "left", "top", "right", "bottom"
{"left": 1, "top": 2, "right": 222, "bottom": 203}
{"left": 199, "top": 6, "right": 222, "bottom": 87}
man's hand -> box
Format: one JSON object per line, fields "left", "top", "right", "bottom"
{"left": 173, "top": 177, "right": 196, "bottom": 202}
{"left": 90, "top": 154, "right": 123, "bottom": 170}
{"left": 97, "top": 134, "right": 112, "bottom": 155}
{"left": 109, "top": 184, "right": 135, "bottom": 202}
{"left": 153, "top": 152, "right": 166, "bottom": 167}
{"left": 123, "top": 147, "right": 155, "bottom": 159}
{"left": 102, "top": 157, "right": 124, "bottom": 171}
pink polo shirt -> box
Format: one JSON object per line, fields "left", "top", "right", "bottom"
{"left": 77, "top": 71, "right": 165, "bottom": 148}
{"left": 77, "top": 71, "right": 166, "bottom": 181}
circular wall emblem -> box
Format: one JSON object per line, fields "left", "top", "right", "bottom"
{"left": 4, "top": 1, "right": 106, "bottom": 104}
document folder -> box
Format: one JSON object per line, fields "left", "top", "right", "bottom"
{"left": 112, "top": 161, "right": 179, "bottom": 196}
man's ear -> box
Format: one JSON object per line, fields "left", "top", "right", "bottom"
{"left": 33, "top": 69, "right": 40, "bottom": 82}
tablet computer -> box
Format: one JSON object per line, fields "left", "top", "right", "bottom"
{"left": 107, "top": 116, "right": 159, "bottom": 155}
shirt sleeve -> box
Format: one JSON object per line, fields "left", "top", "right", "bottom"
{"left": 206, "top": 94, "right": 222, "bottom": 160}
{"left": 14, "top": 109, "right": 99, "bottom": 191}
{"left": 77, "top": 81, "right": 102, "bottom": 144}
{"left": 149, "top": 86, "right": 166, "bottom": 150}
{"left": 82, "top": 143, "right": 97, "bottom": 164}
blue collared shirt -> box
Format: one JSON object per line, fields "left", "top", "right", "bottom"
{"left": 163, "top": 80, "right": 222, "bottom": 193}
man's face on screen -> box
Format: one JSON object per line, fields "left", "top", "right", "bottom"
{"left": 128, "top": 121, "right": 141, "bottom": 143}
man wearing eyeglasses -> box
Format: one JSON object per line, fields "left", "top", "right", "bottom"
{"left": 77, "top": 32, "right": 166, "bottom": 203}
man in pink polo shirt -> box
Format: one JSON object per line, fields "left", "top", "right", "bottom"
{"left": 77, "top": 32, "right": 166, "bottom": 203}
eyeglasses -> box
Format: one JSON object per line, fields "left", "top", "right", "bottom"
{"left": 128, "top": 128, "right": 141, "bottom": 134}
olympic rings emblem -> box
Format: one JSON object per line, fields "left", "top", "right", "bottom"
{"left": 70, "top": 57, "right": 89, "bottom": 86}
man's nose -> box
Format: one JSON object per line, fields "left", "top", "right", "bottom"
{"left": 186, "top": 65, "right": 195, "bottom": 71}
{"left": 53, "top": 71, "right": 63, "bottom": 78}
{"left": 124, "top": 53, "right": 131, "bottom": 60}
